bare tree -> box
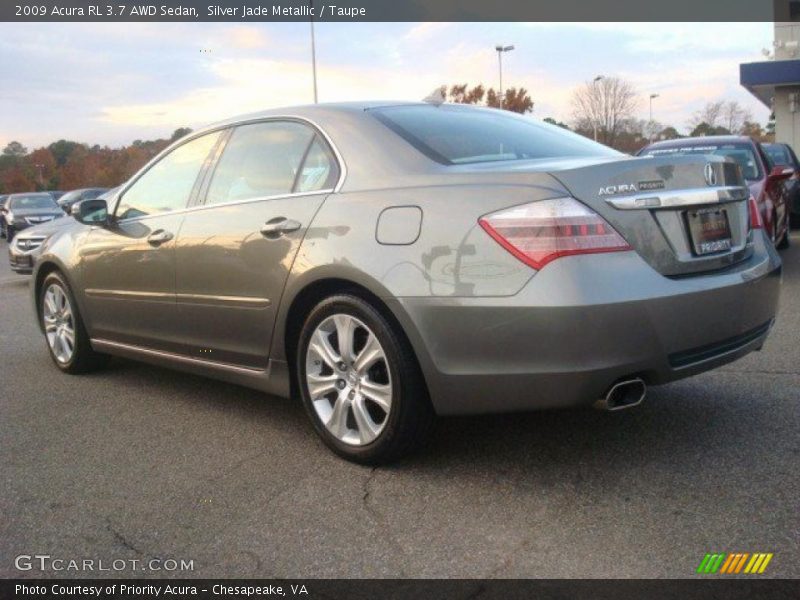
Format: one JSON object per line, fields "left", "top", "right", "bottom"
{"left": 720, "top": 101, "right": 753, "bottom": 135}
{"left": 689, "top": 100, "right": 753, "bottom": 135}
{"left": 570, "top": 77, "right": 639, "bottom": 146}
{"left": 689, "top": 100, "right": 725, "bottom": 131}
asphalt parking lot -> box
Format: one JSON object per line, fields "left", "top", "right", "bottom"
{"left": 0, "top": 234, "right": 798, "bottom": 579}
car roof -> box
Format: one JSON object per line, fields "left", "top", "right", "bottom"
{"left": 145, "top": 101, "right": 477, "bottom": 191}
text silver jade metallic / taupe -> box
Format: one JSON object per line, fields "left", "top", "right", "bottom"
{"left": 30, "top": 102, "right": 782, "bottom": 463}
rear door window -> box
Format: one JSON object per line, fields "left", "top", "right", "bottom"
{"left": 205, "top": 121, "right": 337, "bottom": 206}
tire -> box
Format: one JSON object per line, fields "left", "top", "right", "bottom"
{"left": 777, "top": 222, "right": 791, "bottom": 250}
{"left": 296, "top": 294, "right": 435, "bottom": 465}
{"left": 6, "top": 225, "right": 14, "bottom": 243}
{"left": 39, "top": 271, "right": 109, "bottom": 374}
{"left": 0, "top": 218, "right": 5, "bottom": 239}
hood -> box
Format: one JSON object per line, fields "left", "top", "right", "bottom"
{"left": 14, "top": 215, "right": 74, "bottom": 237}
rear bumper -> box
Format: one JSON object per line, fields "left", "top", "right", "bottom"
{"left": 395, "top": 232, "right": 782, "bottom": 416}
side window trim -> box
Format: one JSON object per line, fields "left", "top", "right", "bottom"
{"left": 291, "top": 134, "right": 319, "bottom": 194}
{"left": 113, "top": 130, "right": 225, "bottom": 222}
{"left": 189, "top": 128, "right": 233, "bottom": 209}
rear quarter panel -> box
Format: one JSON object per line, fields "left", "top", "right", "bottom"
{"left": 270, "top": 182, "right": 567, "bottom": 362}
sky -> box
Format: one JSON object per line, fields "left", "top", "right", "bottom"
{"left": 0, "top": 22, "right": 774, "bottom": 149}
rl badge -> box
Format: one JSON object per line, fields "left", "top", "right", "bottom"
{"left": 696, "top": 552, "right": 773, "bottom": 574}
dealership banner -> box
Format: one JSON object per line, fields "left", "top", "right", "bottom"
{"left": 4, "top": 579, "right": 800, "bottom": 599}
{"left": 0, "top": 0, "right": 791, "bottom": 22}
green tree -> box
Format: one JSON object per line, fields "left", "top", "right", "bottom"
{"left": 48, "top": 140, "right": 82, "bottom": 166}
{"left": 690, "top": 122, "right": 731, "bottom": 137}
{"left": 543, "top": 117, "right": 569, "bottom": 129}
{"left": 3, "top": 141, "right": 27, "bottom": 157}
{"left": 170, "top": 127, "right": 193, "bottom": 142}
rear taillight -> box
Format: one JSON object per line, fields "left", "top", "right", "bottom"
{"left": 747, "top": 196, "right": 763, "bottom": 230}
{"left": 478, "top": 197, "right": 631, "bottom": 270}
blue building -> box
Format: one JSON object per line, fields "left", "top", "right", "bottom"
{"left": 741, "top": 20, "right": 800, "bottom": 149}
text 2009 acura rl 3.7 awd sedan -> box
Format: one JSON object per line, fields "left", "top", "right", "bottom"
{"left": 31, "top": 103, "right": 781, "bottom": 463}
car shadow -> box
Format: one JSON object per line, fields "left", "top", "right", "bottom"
{"left": 96, "top": 357, "right": 786, "bottom": 487}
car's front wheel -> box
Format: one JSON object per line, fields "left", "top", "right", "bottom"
{"left": 6, "top": 224, "right": 15, "bottom": 242}
{"left": 39, "top": 271, "right": 109, "bottom": 373}
{"left": 296, "top": 294, "right": 435, "bottom": 464}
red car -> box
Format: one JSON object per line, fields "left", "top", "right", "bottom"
{"left": 638, "top": 136, "right": 792, "bottom": 249}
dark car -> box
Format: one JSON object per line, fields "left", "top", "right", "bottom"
{"left": 638, "top": 136, "right": 792, "bottom": 249}
{"left": 56, "top": 187, "right": 109, "bottom": 213}
{"left": 1, "top": 192, "right": 64, "bottom": 242}
{"left": 762, "top": 142, "right": 800, "bottom": 221}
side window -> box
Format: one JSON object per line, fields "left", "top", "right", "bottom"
{"left": 205, "top": 121, "right": 337, "bottom": 206}
{"left": 116, "top": 131, "right": 221, "bottom": 220}
{"left": 295, "top": 137, "right": 339, "bottom": 193}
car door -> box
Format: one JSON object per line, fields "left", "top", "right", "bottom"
{"left": 79, "top": 130, "right": 224, "bottom": 351}
{"left": 172, "top": 120, "right": 341, "bottom": 368}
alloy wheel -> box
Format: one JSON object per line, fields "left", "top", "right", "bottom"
{"left": 43, "top": 283, "right": 76, "bottom": 364}
{"left": 305, "top": 314, "right": 392, "bottom": 446}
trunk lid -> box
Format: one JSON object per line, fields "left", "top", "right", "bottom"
{"left": 542, "top": 154, "right": 750, "bottom": 276}
{"left": 466, "top": 155, "right": 752, "bottom": 277}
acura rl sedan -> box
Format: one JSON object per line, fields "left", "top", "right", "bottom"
{"left": 31, "top": 103, "right": 781, "bottom": 463}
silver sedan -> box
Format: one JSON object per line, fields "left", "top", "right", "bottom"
{"left": 30, "top": 103, "right": 781, "bottom": 463}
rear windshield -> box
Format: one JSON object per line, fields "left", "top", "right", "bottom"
{"left": 371, "top": 105, "right": 619, "bottom": 165}
{"left": 640, "top": 143, "right": 762, "bottom": 180}
{"left": 9, "top": 194, "right": 58, "bottom": 209}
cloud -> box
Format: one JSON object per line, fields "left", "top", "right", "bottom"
{"left": 0, "top": 21, "right": 774, "bottom": 148}
{"left": 225, "top": 25, "right": 270, "bottom": 49}
{"left": 403, "top": 22, "right": 452, "bottom": 41}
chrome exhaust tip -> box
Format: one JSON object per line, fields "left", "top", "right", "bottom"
{"left": 595, "top": 378, "right": 646, "bottom": 411}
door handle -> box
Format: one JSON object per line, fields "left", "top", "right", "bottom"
{"left": 147, "top": 230, "right": 174, "bottom": 246}
{"left": 260, "top": 217, "right": 301, "bottom": 239}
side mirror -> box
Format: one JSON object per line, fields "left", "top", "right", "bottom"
{"left": 72, "top": 198, "right": 109, "bottom": 225}
{"left": 768, "top": 165, "right": 794, "bottom": 181}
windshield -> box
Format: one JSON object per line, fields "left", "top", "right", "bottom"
{"left": 763, "top": 144, "right": 791, "bottom": 167}
{"left": 371, "top": 105, "right": 619, "bottom": 165}
{"left": 9, "top": 194, "right": 58, "bottom": 210}
{"left": 641, "top": 143, "right": 763, "bottom": 180}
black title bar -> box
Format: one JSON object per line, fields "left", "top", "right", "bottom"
{"left": 1, "top": 0, "right": 793, "bottom": 22}
{"left": 4, "top": 579, "right": 800, "bottom": 600}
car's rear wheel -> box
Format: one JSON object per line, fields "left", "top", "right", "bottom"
{"left": 296, "top": 294, "right": 435, "bottom": 464}
{"left": 39, "top": 271, "right": 109, "bottom": 374}
{"left": 777, "top": 216, "right": 791, "bottom": 250}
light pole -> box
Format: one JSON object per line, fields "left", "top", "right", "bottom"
{"left": 495, "top": 44, "right": 515, "bottom": 109}
{"left": 593, "top": 75, "right": 604, "bottom": 141}
{"left": 34, "top": 163, "right": 44, "bottom": 187}
{"left": 648, "top": 93, "right": 659, "bottom": 141}
{"left": 309, "top": 1, "right": 318, "bottom": 103}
